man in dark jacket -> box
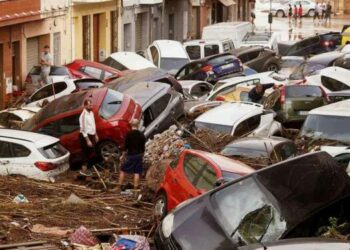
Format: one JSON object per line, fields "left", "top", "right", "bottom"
{"left": 248, "top": 83, "right": 282, "bottom": 103}
{"left": 118, "top": 119, "right": 146, "bottom": 190}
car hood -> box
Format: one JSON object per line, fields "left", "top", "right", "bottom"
{"left": 309, "top": 51, "right": 343, "bottom": 66}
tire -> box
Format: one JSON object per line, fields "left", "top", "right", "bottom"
{"left": 307, "top": 9, "right": 315, "bottom": 17}
{"left": 154, "top": 191, "right": 167, "bottom": 220}
{"left": 265, "top": 63, "right": 280, "bottom": 72}
{"left": 276, "top": 10, "right": 285, "bottom": 18}
{"left": 97, "top": 141, "right": 120, "bottom": 160}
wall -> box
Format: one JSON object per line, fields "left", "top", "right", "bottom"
{"left": 163, "top": 0, "right": 190, "bottom": 41}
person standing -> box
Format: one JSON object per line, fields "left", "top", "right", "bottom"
{"left": 250, "top": 11, "right": 256, "bottom": 28}
{"left": 288, "top": 4, "right": 293, "bottom": 24}
{"left": 325, "top": 2, "right": 332, "bottom": 24}
{"left": 321, "top": 1, "right": 326, "bottom": 20}
{"left": 118, "top": 119, "right": 146, "bottom": 191}
{"left": 79, "top": 99, "right": 99, "bottom": 173}
{"left": 314, "top": 2, "right": 321, "bottom": 23}
{"left": 39, "top": 45, "right": 52, "bottom": 87}
{"left": 298, "top": 4, "right": 303, "bottom": 23}
{"left": 293, "top": 5, "right": 298, "bottom": 24}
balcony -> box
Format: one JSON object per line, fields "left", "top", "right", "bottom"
{"left": 123, "top": 0, "right": 163, "bottom": 7}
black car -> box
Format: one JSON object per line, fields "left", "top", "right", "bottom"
{"left": 175, "top": 53, "right": 243, "bottom": 84}
{"left": 108, "top": 67, "right": 183, "bottom": 93}
{"left": 232, "top": 47, "right": 281, "bottom": 72}
{"left": 278, "top": 32, "right": 342, "bottom": 57}
{"left": 155, "top": 152, "right": 350, "bottom": 250}
{"left": 123, "top": 81, "right": 184, "bottom": 138}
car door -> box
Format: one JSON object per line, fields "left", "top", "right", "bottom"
{"left": 243, "top": 50, "right": 261, "bottom": 70}
{"left": 28, "top": 81, "right": 69, "bottom": 107}
{"left": 0, "top": 140, "right": 31, "bottom": 177}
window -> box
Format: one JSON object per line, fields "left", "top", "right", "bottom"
{"left": 150, "top": 46, "right": 159, "bottom": 66}
{"left": 103, "top": 57, "right": 128, "bottom": 71}
{"left": 38, "top": 121, "right": 58, "bottom": 136}
{"left": 0, "top": 113, "right": 10, "bottom": 127}
{"left": 196, "top": 164, "right": 217, "bottom": 191}
{"left": 285, "top": 86, "right": 322, "bottom": 98}
{"left": 160, "top": 58, "right": 189, "bottom": 72}
{"left": 321, "top": 76, "right": 350, "bottom": 92}
{"left": 99, "top": 89, "right": 124, "bottom": 119}
{"left": 50, "top": 67, "right": 70, "bottom": 76}
{"left": 39, "top": 142, "right": 68, "bottom": 159}
{"left": 57, "top": 115, "right": 80, "bottom": 136}
{"left": 239, "top": 91, "right": 249, "bottom": 101}
{"left": 150, "top": 94, "right": 171, "bottom": 119}
{"left": 83, "top": 66, "right": 103, "bottom": 80}
{"left": 186, "top": 45, "right": 201, "bottom": 60}
{"left": 31, "top": 82, "right": 67, "bottom": 102}
{"left": 223, "top": 42, "right": 231, "bottom": 52}
{"left": 204, "top": 44, "right": 220, "bottom": 57}
{"left": 191, "top": 83, "right": 212, "bottom": 98}
{"left": 271, "top": 142, "right": 297, "bottom": 162}
{"left": 246, "top": 51, "right": 260, "bottom": 61}
{"left": 234, "top": 115, "right": 261, "bottom": 137}
{"left": 0, "top": 141, "right": 30, "bottom": 158}
{"left": 334, "top": 153, "right": 350, "bottom": 171}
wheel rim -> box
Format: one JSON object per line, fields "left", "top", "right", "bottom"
{"left": 154, "top": 197, "right": 166, "bottom": 217}
{"left": 277, "top": 11, "right": 284, "bottom": 17}
{"left": 100, "top": 142, "right": 119, "bottom": 159}
{"left": 308, "top": 10, "right": 315, "bottom": 16}
{"left": 268, "top": 64, "right": 278, "bottom": 71}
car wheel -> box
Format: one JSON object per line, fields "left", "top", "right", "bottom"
{"left": 97, "top": 141, "right": 120, "bottom": 160}
{"left": 154, "top": 192, "right": 167, "bottom": 220}
{"left": 266, "top": 63, "right": 280, "bottom": 72}
{"left": 307, "top": 9, "right": 315, "bottom": 17}
{"left": 276, "top": 10, "right": 284, "bottom": 18}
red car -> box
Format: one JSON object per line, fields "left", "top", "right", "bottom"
{"left": 22, "top": 87, "right": 142, "bottom": 164}
{"left": 66, "top": 59, "right": 121, "bottom": 81}
{"left": 155, "top": 149, "right": 254, "bottom": 218}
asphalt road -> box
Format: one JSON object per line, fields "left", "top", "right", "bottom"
{"left": 254, "top": 11, "right": 348, "bottom": 41}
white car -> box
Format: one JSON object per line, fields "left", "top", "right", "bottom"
{"left": 207, "top": 71, "right": 285, "bottom": 101}
{"left": 0, "top": 107, "right": 40, "bottom": 129}
{"left": 308, "top": 44, "right": 350, "bottom": 66}
{"left": 194, "top": 102, "right": 282, "bottom": 137}
{"left": 269, "top": 0, "right": 316, "bottom": 17}
{"left": 103, "top": 52, "right": 156, "bottom": 71}
{"left": 321, "top": 146, "right": 350, "bottom": 175}
{"left": 305, "top": 66, "right": 350, "bottom": 94}
{"left": 183, "top": 39, "right": 235, "bottom": 60}
{"left": 179, "top": 80, "right": 213, "bottom": 100}
{"left": 146, "top": 40, "right": 190, "bottom": 75}
{"left": 24, "top": 78, "right": 104, "bottom": 108}
{"left": 240, "top": 32, "right": 280, "bottom": 52}
{"left": 0, "top": 129, "right": 70, "bottom": 181}
{"left": 300, "top": 99, "right": 350, "bottom": 144}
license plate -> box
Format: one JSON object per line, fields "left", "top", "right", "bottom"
{"left": 221, "top": 63, "right": 233, "bottom": 70}
{"left": 298, "top": 111, "right": 309, "bottom": 115}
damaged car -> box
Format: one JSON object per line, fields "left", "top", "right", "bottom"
{"left": 155, "top": 151, "right": 350, "bottom": 249}
{"left": 154, "top": 149, "right": 254, "bottom": 218}
{"left": 0, "top": 129, "right": 70, "bottom": 182}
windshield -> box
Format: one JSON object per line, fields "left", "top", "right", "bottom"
{"left": 160, "top": 58, "right": 189, "bottom": 72}
{"left": 222, "top": 146, "right": 268, "bottom": 158}
{"left": 195, "top": 121, "right": 232, "bottom": 134}
{"left": 289, "top": 63, "right": 325, "bottom": 80}
{"left": 300, "top": 115, "right": 350, "bottom": 144}
{"left": 212, "top": 177, "right": 286, "bottom": 245}
{"left": 99, "top": 89, "right": 124, "bottom": 119}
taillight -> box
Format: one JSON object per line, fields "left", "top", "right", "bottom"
{"left": 215, "top": 95, "right": 226, "bottom": 101}
{"left": 202, "top": 65, "right": 213, "bottom": 72}
{"left": 280, "top": 86, "right": 286, "bottom": 104}
{"left": 35, "top": 162, "right": 58, "bottom": 171}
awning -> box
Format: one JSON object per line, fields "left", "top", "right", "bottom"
{"left": 218, "top": 0, "right": 236, "bottom": 6}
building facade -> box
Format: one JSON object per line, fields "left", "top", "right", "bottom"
{"left": 0, "top": 0, "right": 69, "bottom": 108}
{"left": 71, "top": 0, "right": 122, "bottom": 62}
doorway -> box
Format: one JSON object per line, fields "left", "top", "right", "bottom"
{"left": 93, "top": 14, "right": 100, "bottom": 62}
{"left": 169, "top": 14, "right": 174, "bottom": 40}
{"left": 124, "top": 23, "right": 132, "bottom": 51}
{"left": 11, "top": 41, "right": 20, "bottom": 88}
{"left": 53, "top": 32, "right": 61, "bottom": 66}
{"left": 82, "top": 15, "right": 91, "bottom": 60}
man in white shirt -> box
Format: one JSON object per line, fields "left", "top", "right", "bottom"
{"left": 39, "top": 45, "right": 53, "bottom": 86}
{"left": 79, "top": 99, "right": 99, "bottom": 172}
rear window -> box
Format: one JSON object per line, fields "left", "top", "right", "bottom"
{"left": 321, "top": 76, "right": 350, "bottom": 92}
{"left": 204, "top": 44, "right": 220, "bottom": 57}
{"left": 186, "top": 46, "right": 201, "bottom": 60}
{"left": 99, "top": 89, "right": 124, "bottom": 119}
{"left": 285, "top": 86, "right": 322, "bottom": 98}
{"left": 208, "top": 55, "right": 236, "bottom": 67}
{"left": 38, "top": 142, "right": 68, "bottom": 159}
{"left": 50, "top": 67, "right": 70, "bottom": 76}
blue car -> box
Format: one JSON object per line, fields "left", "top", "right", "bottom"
{"left": 175, "top": 53, "right": 243, "bottom": 84}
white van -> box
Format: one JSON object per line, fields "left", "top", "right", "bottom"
{"left": 240, "top": 32, "right": 281, "bottom": 52}
{"left": 183, "top": 39, "right": 235, "bottom": 60}
{"left": 202, "top": 22, "right": 252, "bottom": 48}
{"left": 146, "top": 40, "right": 190, "bottom": 75}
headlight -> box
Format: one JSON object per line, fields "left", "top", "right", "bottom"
{"left": 162, "top": 213, "right": 174, "bottom": 238}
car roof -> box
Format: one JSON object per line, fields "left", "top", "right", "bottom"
{"left": 195, "top": 102, "right": 263, "bottom": 126}
{"left": 309, "top": 99, "right": 350, "bottom": 117}
{"left": 319, "top": 66, "right": 350, "bottom": 81}
{"left": 0, "top": 129, "right": 59, "bottom": 148}
{"left": 122, "top": 81, "right": 170, "bottom": 108}
{"left": 153, "top": 40, "right": 188, "bottom": 59}
{"left": 187, "top": 149, "right": 254, "bottom": 174}
{"left": 225, "top": 136, "right": 292, "bottom": 153}
{"left": 109, "top": 52, "right": 156, "bottom": 70}
{"left": 179, "top": 80, "right": 211, "bottom": 89}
